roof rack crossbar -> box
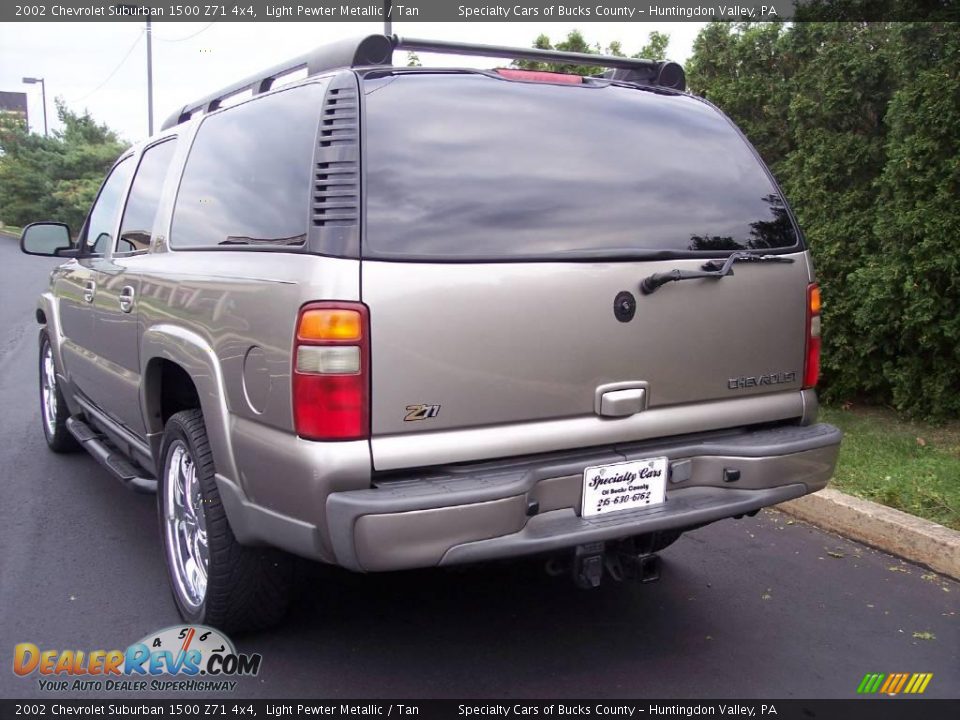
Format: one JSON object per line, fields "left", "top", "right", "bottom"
{"left": 392, "top": 36, "right": 661, "bottom": 73}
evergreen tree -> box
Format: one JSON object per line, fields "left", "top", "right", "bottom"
{"left": 0, "top": 99, "right": 128, "bottom": 234}
{"left": 687, "top": 21, "right": 960, "bottom": 419}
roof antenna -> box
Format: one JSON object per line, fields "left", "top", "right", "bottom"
{"left": 383, "top": 0, "right": 392, "bottom": 36}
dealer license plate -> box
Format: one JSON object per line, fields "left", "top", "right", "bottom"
{"left": 581, "top": 457, "right": 668, "bottom": 518}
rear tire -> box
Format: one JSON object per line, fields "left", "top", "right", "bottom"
{"left": 158, "top": 409, "right": 294, "bottom": 633}
{"left": 39, "top": 335, "right": 79, "bottom": 453}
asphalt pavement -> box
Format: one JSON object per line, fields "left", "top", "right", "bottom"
{"left": 0, "top": 234, "right": 956, "bottom": 700}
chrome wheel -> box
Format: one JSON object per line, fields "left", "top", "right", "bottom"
{"left": 41, "top": 343, "right": 58, "bottom": 438}
{"left": 164, "top": 441, "right": 209, "bottom": 610}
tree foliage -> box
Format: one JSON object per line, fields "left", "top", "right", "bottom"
{"left": 688, "top": 22, "right": 960, "bottom": 419}
{"left": 516, "top": 29, "right": 671, "bottom": 75}
{"left": 0, "top": 99, "right": 127, "bottom": 234}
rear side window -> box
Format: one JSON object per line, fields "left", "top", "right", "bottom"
{"left": 119, "top": 139, "right": 176, "bottom": 253}
{"left": 363, "top": 74, "right": 799, "bottom": 260}
{"left": 171, "top": 83, "right": 325, "bottom": 249}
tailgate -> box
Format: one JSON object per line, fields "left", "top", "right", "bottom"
{"left": 363, "top": 255, "right": 809, "bottom": 445}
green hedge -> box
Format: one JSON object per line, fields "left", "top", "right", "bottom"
{"left": 0, "top": 100, "right": 127, "bottom": 235}
{"left": 688, "top": 22, "right": 960, "bottom": 420}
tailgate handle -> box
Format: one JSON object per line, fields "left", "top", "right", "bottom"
{"left": 597, "top": 387, "right": 647, "bottom": 418}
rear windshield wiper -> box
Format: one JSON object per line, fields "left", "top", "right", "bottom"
{"left": 639, "top": 251, "right": 795, "bottom": 295}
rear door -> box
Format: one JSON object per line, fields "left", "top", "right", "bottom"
{"left": 360, "top": 73, "right": 810, "bottom": 466}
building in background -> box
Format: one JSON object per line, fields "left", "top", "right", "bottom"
{"left": 0, "top": 91, "right": 29, "bottom": 129}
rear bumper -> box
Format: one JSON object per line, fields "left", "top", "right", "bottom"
{"left": 324, "top": 422, "right": 841, "bottom": 571}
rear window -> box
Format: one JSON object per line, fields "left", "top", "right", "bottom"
{"left": 171, "top": 82, "right": 324, "bottom": 249}
{"left": 363, "top": 74, "right": 799, "bottom": 260}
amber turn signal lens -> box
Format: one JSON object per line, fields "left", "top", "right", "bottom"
{"left": 809, "top": 285, "right": 822, "bottom": 315}
{"left": 298, "top": 309, "right": 362, "bottom": 341}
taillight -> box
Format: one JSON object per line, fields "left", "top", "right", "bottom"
{"left": 494, "top": 68, "right": 584, "bottom": 85}
{"left": 292, "top": 302, "right": 369, "bottom": 440}
{"left": 804, "top": 284, "right": 821, "bottom": 388}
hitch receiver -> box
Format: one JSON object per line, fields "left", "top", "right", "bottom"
{"left": 620, "top": 551, "right": 661, "bottom": 583}
{"left": 608, "top": 536, "right": 662, "bottom": 584}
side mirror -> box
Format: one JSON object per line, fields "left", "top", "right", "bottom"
{"left": 20, "top": 222, "right": 73, "bottom": 257}
{"left": 90, "top": 232, "right": 112, "bottom": 255}
{"left": 116, "top": 238, "right": 137, "bottom": 254}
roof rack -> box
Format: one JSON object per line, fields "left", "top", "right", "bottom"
{"left": 160, "top": 34, "right": 393, "bottom": 130}
{"left": 395, "top": 36, "right": 686, "bottom": 92}
{"left": 160, "top": 34, "right": 685, "bottom": 131}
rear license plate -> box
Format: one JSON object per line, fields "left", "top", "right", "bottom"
{"left": 581, "top": 457, "right": 668, "bottom": 518}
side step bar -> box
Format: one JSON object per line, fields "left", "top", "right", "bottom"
{"left": 66, "top": 416, "right": 157, "bottom": 494}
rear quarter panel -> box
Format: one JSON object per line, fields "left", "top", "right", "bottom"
{"left": 136, "top": 251, "right": 361, "bottom": 500}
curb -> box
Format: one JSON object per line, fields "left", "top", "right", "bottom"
{"left": 777, "top": 488, "right": 960, "bottom": 580}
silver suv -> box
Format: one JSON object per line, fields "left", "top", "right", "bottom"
{"left": 20, "top": 35, "right": 841, "bottom": 632}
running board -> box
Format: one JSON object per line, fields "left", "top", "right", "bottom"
{"left": 66, "top": 416, "right": 157, "bottom": 494}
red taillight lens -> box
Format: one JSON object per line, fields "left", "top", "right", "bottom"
{"left": 495, "top": 68, "right": 584, "bottom": 85}
{"left": 804, "top": 284, "right": 821, "bottom": 389}
{"left": 292, "top": 302, "right": 369, "bottom": 440}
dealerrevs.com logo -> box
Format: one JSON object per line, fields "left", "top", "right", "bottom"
{"left": 13, "top": 625, "right": 261, "bottom": 693}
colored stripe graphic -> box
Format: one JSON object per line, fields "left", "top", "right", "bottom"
{"left": 893, "top": 674, "right": 909, "bottom": 693}
{"left": 858, "top": 672, "right": 933, "bottom": 695}
{"left": 857, "top": 673, "right": 886, "bottom": 695}
{"left": 879, "top": 674, "right": 896, "bottom": 694}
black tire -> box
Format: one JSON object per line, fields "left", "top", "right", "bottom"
{"left": 158, "top": 409, "right": 294, "bottom": 633}
{"left": 39, "top": 334, "right": 79, "bottom": 453}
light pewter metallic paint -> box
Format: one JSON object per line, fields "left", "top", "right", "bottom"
{"left": 30, "top": 70, "right": 841, "bottom": 574}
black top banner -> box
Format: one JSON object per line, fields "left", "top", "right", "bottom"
{"left": 1, "top": 700, "right": 959, "bottom": 720}
{"left": 2, "top": 0, "right": 958, "bottom": 22}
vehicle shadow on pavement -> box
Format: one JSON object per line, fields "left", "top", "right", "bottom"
{"left": 240, "top": 515, "right": 959, "bottom": 699}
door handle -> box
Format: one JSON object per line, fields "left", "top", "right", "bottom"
{"left": 119, "top": 286, "right": 135, "bottom": 313}
{"left": 599, "top": 388, "right": 647, "bottom": 417}
{"left": 83, "top": 280, "right": 96, "bottom": 303}
{"left": 594, "top": 381, "right": 650, "bottom": 417}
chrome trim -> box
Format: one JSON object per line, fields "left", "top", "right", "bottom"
{"left": 164, "top": 440, "right": 208, "bottom": 609}
{"left": 41, "top": 342, "right": 58, "bottom": 438}
{"left": 118, "top": 285, "right": 135, "bottom": 313}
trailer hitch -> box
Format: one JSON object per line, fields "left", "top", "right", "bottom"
{"left": 610, "top": 535, "right": 662, "bottom": 583}
{"left": 566, "top": 538, "right": 662, "bottom": 588}
{"left": 572, "top": 542, "right": 605, "bottom": 589}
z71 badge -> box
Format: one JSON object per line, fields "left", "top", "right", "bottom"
{"left": 404, "top": 404, "right": 441, "bottom": 421}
